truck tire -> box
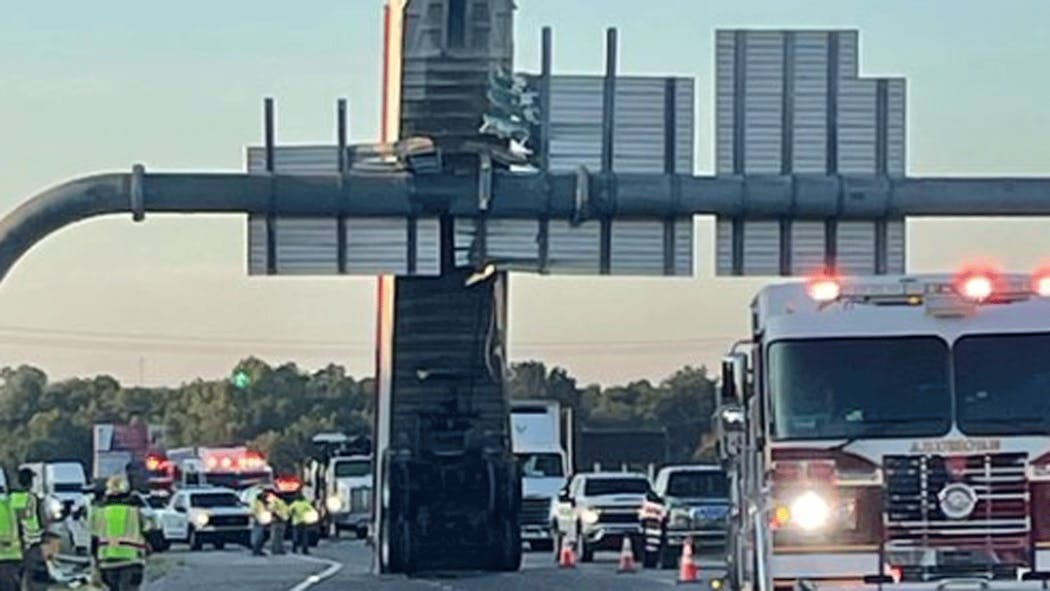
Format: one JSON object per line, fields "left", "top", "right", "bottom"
{"left": 492, "top": 519, "right": 522, "bottom": 572}
{"left": 397, "top": 519, "right": 414, "bottom": 574}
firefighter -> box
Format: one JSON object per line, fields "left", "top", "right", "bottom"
{"left": 91, "top": 475, "right": 147, "bottom": 591}
{"left": 10, "top": 469, "right": 44, "bottom": 590}
{"left": 250, "top": 488, "right": 274, "bottom": 556}
{"left": 0, "top": 491, "right": 22, "bottom": 591}
{"left": 265, "top": 491, "right": 289, "bottom": 556}
{"left": 288, "top": 494, "right": 314, "bottom": 555}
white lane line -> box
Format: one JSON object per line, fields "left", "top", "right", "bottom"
{"left": 287, "top": 555, "right": 344, "bottom": 591}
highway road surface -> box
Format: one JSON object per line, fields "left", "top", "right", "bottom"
{"left": 145, "top": 540, "right": 726, "bottom": 590}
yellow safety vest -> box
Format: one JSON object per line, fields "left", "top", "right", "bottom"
{"left": 268, "top": 498, "right": 290, "bottom": 522}
{"left": 289, "top": 500, "right": 313, "bottom": 526}
{"left": 0, "top": 496, "right": 22, "bottom": 562}
{"left": 93, "top": 503, "right": 146, "bottom": 567}
{"left": 9, "top": 491, "right": 41, "bottom": 547}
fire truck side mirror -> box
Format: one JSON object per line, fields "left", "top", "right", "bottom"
{"left": 720, "top": 353, "right": 748, "bottom": 403}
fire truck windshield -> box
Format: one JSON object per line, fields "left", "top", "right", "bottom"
{"left": 956, "top": 332, "right": 1050, "bottom": 435}
{"left": 769, "top": 336, "right": 951, "bottom": 440}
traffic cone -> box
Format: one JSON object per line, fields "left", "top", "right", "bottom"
{"left": 677, "top": 536, "right": 699, "bottom": 584}
{"left": 617, "top": 536, "right": 637, "bottom": 573}
{"left": 558, "top": 536, "right": 577, "bottom": 569}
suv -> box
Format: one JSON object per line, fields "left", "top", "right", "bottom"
{"left": 550, "top": 472, "right": 650, "bottom": 562}
{"left": 158, "top": 487, "right": 251, "bottom": 550}
{"left": 640, "top": 465, "right": 730, "bottom": 568}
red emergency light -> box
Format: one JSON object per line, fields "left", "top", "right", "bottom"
{"left": 805, "top": 276, "right": 841, "bottom": 303}
{"left": 275, "top": 476, "right": 301, "bottom": 493}
{"left": 145, "top": 454, "right": 163, "bottom": 471}
{"left": 1033, "top": 269, "right": 1050, "bottom": 297}
{"left": 958, "top": 272, "right": 994, "bottom": 301}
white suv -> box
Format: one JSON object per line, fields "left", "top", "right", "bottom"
{"left": 550, "top": 472, "right": 650, "bottom": 562}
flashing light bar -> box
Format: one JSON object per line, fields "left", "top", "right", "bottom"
{"left": 275, "top": 477, "right": 301, "bottom": 492}
{"left": 804, "top": 269, "right": 1050, "bottom": 304}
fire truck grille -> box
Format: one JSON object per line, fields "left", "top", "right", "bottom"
{"left": 883, "top": 452, "right": 1029, "bottom": 574}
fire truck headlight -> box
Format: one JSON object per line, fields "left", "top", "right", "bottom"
{"left": 326, "top": 495, "right": 344, "bottom": 513}
{"left": 789, "top": 491, "right": 830, "bottom": 531}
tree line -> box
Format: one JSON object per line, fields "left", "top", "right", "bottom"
{"left": 0, "top": 358, "right": 717, "bottom": 475}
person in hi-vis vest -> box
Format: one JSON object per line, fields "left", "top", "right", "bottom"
{"left": 0, "top": 491, "right": 23, "bottom": 591}
{"left": 11, "top": 468, "right": 46, "bottom": 590}
{"left": 90, "top": 475, "right": 148, "bottom": 591}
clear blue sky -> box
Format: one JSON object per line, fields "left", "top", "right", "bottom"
{"left": 2, "top": 0, "right": 1049, "bottom": 386}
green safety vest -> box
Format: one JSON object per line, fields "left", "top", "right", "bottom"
{"left": 93, "top": 504, "right": 146, "bottom": 567}
{"left": 0, "top": 496, "right": 22, "bottom": 562}
{"left": 10, "top": 491, "right": 41, "bottom": 547}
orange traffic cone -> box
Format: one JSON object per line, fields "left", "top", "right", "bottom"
{"left": 677, "top": 536, "right": 699, "bottom": 584}
{"left": 558, "top": 536, "right": 577, "bottom": 569}
{"left": 617, "top": 536, "right": 637, "bottom": 573}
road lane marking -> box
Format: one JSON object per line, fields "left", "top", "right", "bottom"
{"left": 287, "top": 555, "right": 343, "bottom": 591}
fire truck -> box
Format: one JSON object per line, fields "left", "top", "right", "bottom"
{"left": 166, "top": 447, "right": 272, "bottom": 491}
{"left": 718, "top": 270, "right": 1050, "bottom": 590}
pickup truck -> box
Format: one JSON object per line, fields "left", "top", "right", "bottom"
{"left": 640, "top": 464, "right": 730, "bottom": 568}
{"left": 157, "top": 487, "right": 251, "bottom": 550}
{"left": 550, "top": 472, "right": 650, "bottom": 563}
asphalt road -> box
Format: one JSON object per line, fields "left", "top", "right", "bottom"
{"left": 145, "top": 540, "right": 726, "bottom": 591}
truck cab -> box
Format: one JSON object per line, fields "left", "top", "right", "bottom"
{"left": 511, "top": 400, "right": 570, "bottom": 551}
{"left": 721, "top": 271, "right": 1050, "bottom": 590}
{"left": 322, "top": 455, "right": 372, "bottom": 539}
{"left": 641, "top": 464, "right": 730, "bottom": 568}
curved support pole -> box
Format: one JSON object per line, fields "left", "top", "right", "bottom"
{"left": 0, "top": 166, "right": 417, "bottom": 283}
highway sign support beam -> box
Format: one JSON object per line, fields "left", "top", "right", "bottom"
{"left": 3, "top": 167, "right": 1050, "bottom": 281}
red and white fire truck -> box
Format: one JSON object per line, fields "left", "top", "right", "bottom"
{"left": 718, "top": 269, "right": 1050, "bottom": 590}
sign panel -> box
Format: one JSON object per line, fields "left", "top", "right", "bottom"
{"left": 245, "top": 146, "right": 695, "bottom": 277}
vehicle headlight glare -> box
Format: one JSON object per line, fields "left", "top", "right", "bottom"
{"left": 193, "top": 512, "right": 210, "bottom": 527}
{"left": 258, "top": 510, "right": 273, "bottom": 526}
{"left": 581, "top": 508, "right": 600, "bottom": 525}
{"left": 326, "top": 495, "right": 343, "bottom": 512}
{"left": 789, "top": 491, "right": 830, "bottom": 531}
{"left": 304, "top": 509, "right": 320, "bottom": 525}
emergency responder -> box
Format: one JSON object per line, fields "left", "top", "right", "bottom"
{"left": 0, "top": 490, "right": 22, "bottom": 591}
{"left": 250, "top": 488, "right": 274, "bottom": 556}
{"left": 11, "top": 469, "right": 45, "bottom": 590}
{"left": 265, "top": 491, "right": 289, "bottom": 556}
{"left": 288, "top": 494, "right": 314, "bottom": 555}
{"left": 91, "top": 475, "right": 147, "bottom": 591}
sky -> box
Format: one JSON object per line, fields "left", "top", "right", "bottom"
{"left": 1, "top": 0, "right": 1049, "bottom": 387}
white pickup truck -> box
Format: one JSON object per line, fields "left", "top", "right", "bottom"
{"left": 550, "top": 472, "right": 650, "bottom": 562}
{"left": 156, "top": 487, "right": 251, "bottom": 551}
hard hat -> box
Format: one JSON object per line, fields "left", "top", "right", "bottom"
{"left": 106, "top": 475, "right": 130, "bottom": 495}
